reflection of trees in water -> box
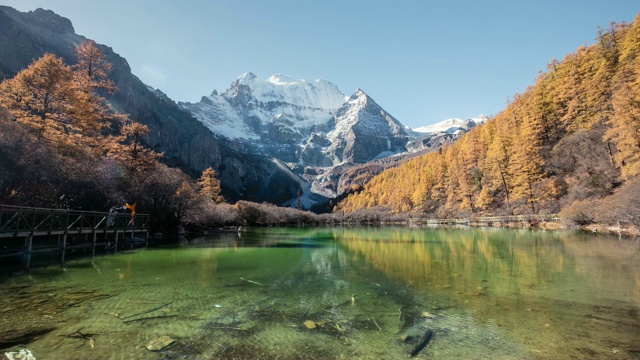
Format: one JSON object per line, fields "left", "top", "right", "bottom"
{"left": 338, "top": 227, "right": 640, "bottom": 310}
{"left": 337, "top": 227, "right": 640, "bottom": 358}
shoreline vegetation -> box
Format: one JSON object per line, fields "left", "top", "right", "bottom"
{"left": 186, "top": 201, "right": 639, "bottom": 239}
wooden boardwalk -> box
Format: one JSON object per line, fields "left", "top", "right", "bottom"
{"left": 0, "top": 205, "right": 150, "bottom": 269}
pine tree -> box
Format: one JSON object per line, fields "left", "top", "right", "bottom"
{"left": 484, "top": 121, "right": 514, "bottom": 213}
{"left": 106, "top": 118, "right": 161, "bottom": 169}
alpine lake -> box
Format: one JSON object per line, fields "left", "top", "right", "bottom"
{"left": 1, "top": 227, "right": 639, "bottom": 360}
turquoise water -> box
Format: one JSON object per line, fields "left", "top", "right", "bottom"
{"left": 1, "top": 227, "right": 639, "bottom": 359}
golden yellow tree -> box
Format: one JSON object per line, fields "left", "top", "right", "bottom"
{"left": 198, "top": 167, "right": 223, "bottom": 203}
{"left": 71, "top": 40, "right": 119, "bottom": 138}
{"left": 607, "top": 16, "right": 640, "bottom": 178}
{"left": 510, "top": 95, "right": 547, "bottom": 213}
{"left": 483, "top": 119, "right": 514, "bottom": 213}
{"left": 112, "top": 119, "right": 161, "bottom": 169}
{"left": 0, "top": 53, "right": 74, "bottom": 139}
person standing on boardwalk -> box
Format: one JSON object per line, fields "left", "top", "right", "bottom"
{"left": 125, "top": 202, "right": 137, "bottom": 225}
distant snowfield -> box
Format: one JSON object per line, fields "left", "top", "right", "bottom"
{"left": 412, "top": 115, "right": 488, "bottom": 135}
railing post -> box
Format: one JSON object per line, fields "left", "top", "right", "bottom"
{"left": 25, "top": 235, "right": 33, "bottom": 270}
{"left": 92, "top": 230, "right": 97, "bottom": 259}
{"left": 61, "top": 234, "right": 67, "bottom": 264}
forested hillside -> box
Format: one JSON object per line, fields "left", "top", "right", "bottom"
{"left": 337, "top": 15, "right": 640, "bottom": 227}
{"left": 0, "top": 42, "right": 250, "bottom": 231}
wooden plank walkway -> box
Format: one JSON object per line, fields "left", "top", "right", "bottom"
{"left": 0, "top": 205, "right": 150, "bottom": 269}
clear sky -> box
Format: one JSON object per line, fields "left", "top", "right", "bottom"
{"left": 2, "top": 1, "right": 639, "bottom": 128}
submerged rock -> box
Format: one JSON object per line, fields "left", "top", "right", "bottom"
{"left": 4, "top": 349, "right": 36, "bottom": 360}
{"left": 146, "top": 336, "right": 175, "bottom": 351}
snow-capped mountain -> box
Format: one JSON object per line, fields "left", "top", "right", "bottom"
{"left": 182, "top": 73, "right": 346, "bottom": 142}
{"left": 180, "top": 73, "right": 410, "bottom": 167}
{"left": 180, "top": 72, "right": 485, "bottom": 206}
{"left": 325, "top": 89, "right": 408, "bottom": 164}
{"left": 0, "top": 5, "right": 487, "bottom": 209}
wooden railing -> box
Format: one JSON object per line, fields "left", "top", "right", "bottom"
{"left": 0, "top": 205, "right": 150, "bottom": 269}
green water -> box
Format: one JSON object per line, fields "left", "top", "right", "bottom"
{"left": 1, "top": 227, "right": 639, "bottom": 359}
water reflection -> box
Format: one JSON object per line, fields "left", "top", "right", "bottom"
{"left": 0, "top": 227, "right": 638, "bottom": 359}
{"left": 337, "top": 227, "right": 640, "bottom": 358}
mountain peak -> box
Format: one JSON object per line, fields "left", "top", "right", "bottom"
{"left": 348, "top": 88, "right": 368, "bottom": 101}
{"left": 220, "top": 72, "right": 346, "bottom": 117}
{"left": 28, "top": 8, "right": 75, "bottom": 33}
{"left": 237, "top": 72, "right": 258, "bottom": 83}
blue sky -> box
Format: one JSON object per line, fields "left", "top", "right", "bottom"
{"left": 3, "top": 1, "right": 639, "bottom": 128}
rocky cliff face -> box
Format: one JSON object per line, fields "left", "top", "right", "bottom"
{"left": 182, "top": 75, "right": 410, "bottom": 167}
{"left": 0, "top": 6, "right": 301, "bottom": 203}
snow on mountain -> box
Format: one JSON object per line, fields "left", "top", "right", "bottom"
{"left": 183, "top": 93, "right": 259, "bottom": 140}
{"left": 413, "top": 118, "right": 467, "bottom": 134}
{"left": 411, "top": 114, "right": 488, "bottom": 136}
{"left": 181, "top": 73, "right": 348, "bottom": 141}
{"left": 224, "top": 72, "right": 347, "bottom": 128}
{"left": 326, "top": 89, "right": 408, "bottom": 164}
{"left": 326, "top": 89, "right": 368, "bottom": 146}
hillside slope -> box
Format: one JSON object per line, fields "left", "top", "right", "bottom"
{"left": 338, "top": 15, "right": 640, "bottom": 225}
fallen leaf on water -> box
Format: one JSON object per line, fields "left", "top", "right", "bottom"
{"left": 303, "top": 320, "right": 316, "bottom": 330}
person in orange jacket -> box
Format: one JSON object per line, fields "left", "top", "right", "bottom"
{"left": 125, "top": 202, "right": 137, "bottom": 225}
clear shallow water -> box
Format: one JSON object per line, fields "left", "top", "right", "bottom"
{"left": 1, "top": 227, "right": 639, "bottom": 359}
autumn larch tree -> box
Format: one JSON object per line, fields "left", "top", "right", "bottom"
{"left": 71, "top": 40, "right": 121, "bottom": 140}
{"left": 0, "top": 53, "right": 74, "bottom": 139}
{"left": 198, "top": 167, "right": 223, "bottom": 203}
